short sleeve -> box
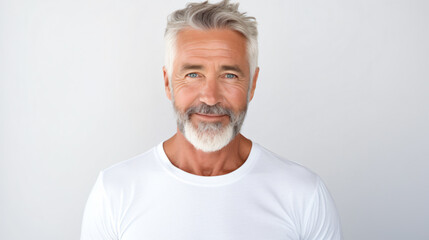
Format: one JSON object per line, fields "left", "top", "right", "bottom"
{"left": 300, "top": 177, "right": 343, "bottom": 240}
{"left": 80, "top": 172, "right": 118, "bottom": 240}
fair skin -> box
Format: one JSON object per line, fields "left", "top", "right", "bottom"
{"left": 162, "top": 28, "right": 259, "bottom": 176}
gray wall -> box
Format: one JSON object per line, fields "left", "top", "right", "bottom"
{"left": 1, "top": 0, "right": 428, "bottom": 239}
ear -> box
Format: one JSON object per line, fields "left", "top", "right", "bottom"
{"left": 248, "top": 67, "right": 259, "bottom": 102}
{"left": 163, "top": 66, "right": 172, "bottom": 100}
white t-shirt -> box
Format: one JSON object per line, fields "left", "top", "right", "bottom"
{"left": 81, "top": 142, "right": 342, "bottom": 240}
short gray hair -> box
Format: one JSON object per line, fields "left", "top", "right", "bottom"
{"left": 164, "top": 0, "right": 258, "bottom": 85}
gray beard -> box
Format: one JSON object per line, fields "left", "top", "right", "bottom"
{"left": 173, "top": 102, "right": 248, "bottom": 152}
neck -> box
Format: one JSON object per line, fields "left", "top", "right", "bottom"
{"left": 163, "top": 130, "right": 252, "bottom": 176}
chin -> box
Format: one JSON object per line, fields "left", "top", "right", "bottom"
{"left": 183, "top": 121, "right": 235, "bottom": 152}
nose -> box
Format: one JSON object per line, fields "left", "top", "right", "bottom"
{"left": 199, "top": 75, "right": 222, "bottom": 106}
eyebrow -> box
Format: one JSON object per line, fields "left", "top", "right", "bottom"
{"left": 180, "top": 64, "right": 204, "bottom": 72}
{"left": 221, "top": 65, "right": 244, "bottom": 75}
{"left": 180, "top": 64, "right": 244, "bottom": 76}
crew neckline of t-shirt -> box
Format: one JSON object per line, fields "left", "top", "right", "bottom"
{"left": 156, "top": 141, "right": 261, "bottom": 187}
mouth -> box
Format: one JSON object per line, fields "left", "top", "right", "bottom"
{"left": 193, "top": 113, "right": 228, "bottom": 122}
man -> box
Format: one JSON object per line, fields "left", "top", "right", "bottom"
{"left": 81, "top": 1, "right": 342, "bottom": 239}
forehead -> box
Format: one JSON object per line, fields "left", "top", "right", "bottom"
{"left": 174, "top": 28, "right": 248, "bottom": 66}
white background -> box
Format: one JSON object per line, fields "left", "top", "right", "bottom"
{"left": 1, "top": 0, "right": 428, "bottom": 239}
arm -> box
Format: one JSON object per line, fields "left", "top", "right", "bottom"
{"left": 80, "top": 172, "right": 118, "bottom": 240}
{"left": 299, "top": 177, "right": 343, "bottom": 240}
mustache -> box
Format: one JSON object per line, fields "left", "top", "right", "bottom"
{"left": 185, "top": 103, "right": 233, "bottom": 118}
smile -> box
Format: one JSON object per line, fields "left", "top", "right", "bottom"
{"left": 193, "top": 113, "right": 228, "bottom": 121}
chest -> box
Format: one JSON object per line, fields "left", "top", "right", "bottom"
{"left": 116, "top": 184, "right": 300, "bottom": 240}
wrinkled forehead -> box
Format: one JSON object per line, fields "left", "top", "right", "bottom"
{"left": 174, "top": 28, "right": 249, "bottom": 69}
{"left": 176, "top": 28, "right": 247, "bottom": 46}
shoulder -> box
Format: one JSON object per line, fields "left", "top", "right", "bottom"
{"left": 97, "top": 144, "right": 163, "bottom": 193}
{"left": 253, "top": 143, "right": 321, "bottom": 195}
{"left": 253, "top": 144, "right": 342, "bottom": 239}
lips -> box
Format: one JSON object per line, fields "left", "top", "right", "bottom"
{"left": 195, "top": 113, "right": 226, "bottom": 117}
{"left": 193, "top": 113, "right": 228, "bottom": 121}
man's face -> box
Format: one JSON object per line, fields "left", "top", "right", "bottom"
{"left": 164, "top": 28, "right": 258, "bottom": 152}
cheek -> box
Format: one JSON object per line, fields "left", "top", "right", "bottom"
{"left": 173, "top": 84, "right": 200, "bottom": 107}
{"left": 221, "top": 83, "right": 249, "bottom": 106}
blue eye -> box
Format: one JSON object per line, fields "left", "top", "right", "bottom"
{"left": 187, "top": 73, "right": 198, "bottom": 78}
{"left": 225, "top": 73, "right": 237, "bottom": 79}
